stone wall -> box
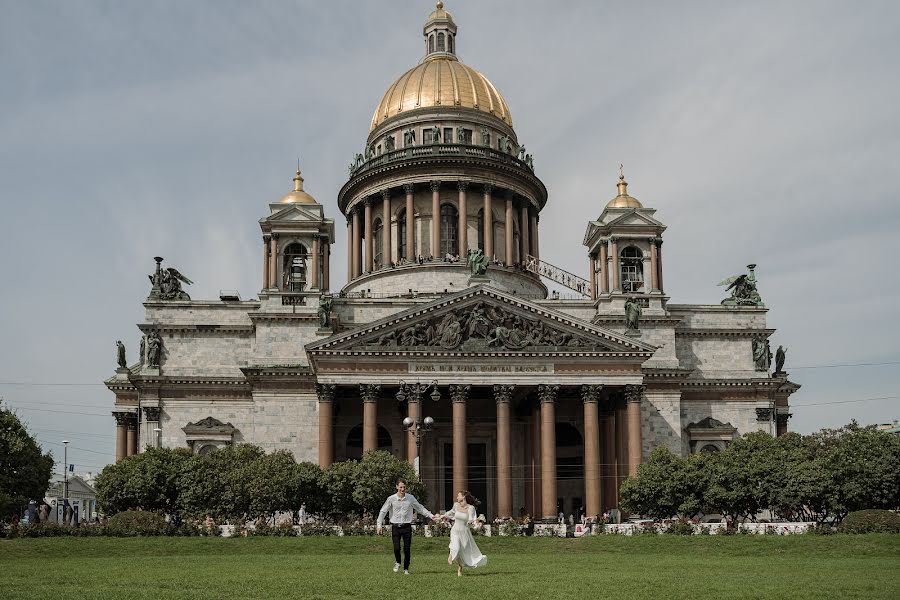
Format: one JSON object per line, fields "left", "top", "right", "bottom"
{"left": 680, "top": 400, "right": 770, "bottom": 455}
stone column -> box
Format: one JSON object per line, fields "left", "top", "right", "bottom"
{"left": 599, "top": 241, "right": 609, "bottom": 294}
{"left": 269, "top": 234, "right": 278, "bottom": 290}
{"left": 351, "top": 206, "right": 361, "bottom": 278}
{"left": 615, "top": 397, "right": 627, "bottom": 495}
{"left": 581, "top": 385, "right": 602, "bottom": 518}
{"left": 530, "top": 402, "right": 542, "bottom": 518}
{"left": 316, "top": 384, "right": 335, "bottom": 468}
{"left": 346, "top": 217, "right": 352, "bottom": 280}
{"left": 610, "top": 237, "right": 620, "bottom": 292}
{"left": 126, "top": 414, "right": 138, "bottom": 456}
{"left": 382, "top": 190, "right": 391, "bottom": 266}
{"left": 657, "top": 240, "right": 664, "bottom": 293}
{"left": 142, "top": 406, "right": 161, "bottom": 449}
{"left": 323, "top": 243, "right": 330, "bottom": 290}
{"left": 457, "top": 181, "right": 468, "bottom": 255}
{"left": 520, "top": 202, "right": 530, "bottom": 261}
{"left": 601, "top": 409, "right": 616, "bottom": 511}
{"left": 364, "top": 199, "right": 373, "bottom": 273}
{"left": 361, "top": 384, "right": 380, "bottom": 454}
{"left": 113, "top": 412, "right": 128, "bottom": 462}
{"left": 451, "top": 385, "right": 470, "bottom": 493}
{"left": 406, "top": 386, "right": 421, "bottom": 467}
{"left": 494, "top": 384, "right": 515, "bottom": 518}
{"left": 776, "top": 412, "right": 791, "bottom": 437}
{"left": 431, "top": 181, "right": 441, "bottom": 258}
{"left": 534, "top": 214, "right": 541, "bottom": 262}
{"left": 262, "top": 235, "right": 270, "bottom": 289}
{"left": 649, "top": 237, "right": 659, "bottom": 292}
{"left": 505, "top": 193, "right": 514, "bottom": 264}
{"left": 483, "top": 184, "right": 493, "bottom": 259}
{"left": 311, "top": 234, "right": 320, "bottom": 290}
{"left": 589, "top": 254, "right": 597, "bottom": 301}
{"left": 538, "top": 384, "right": 559, "bottom": 521}
{"left": 625, "top": 385, "right": 644, "bottom": 476}
{"left": 405, "top": 184, "right": 415, "bottom": 260}
{"left": 529, "top": 210, "right": 538, "bottom": 258}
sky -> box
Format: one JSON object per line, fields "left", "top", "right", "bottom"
{"left": 1, "top": 0, "right": 898, "bottom": 475}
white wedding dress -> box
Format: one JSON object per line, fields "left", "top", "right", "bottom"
{"left": 445, "top": 505, "right": 487, "bottom": 568}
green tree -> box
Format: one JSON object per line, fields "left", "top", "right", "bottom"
{"left": 320, "top": 459, "right": 361, "bottom": 519}
{"left": 294, "top": 461, "right": 326, "bottom": 515}
{"left": 619, "top": 446, "right": 686, "bottom": 519}
{"left": 352, "top": 450, "right": 425, "bottom": 517}
{"left": 703, "top": 431, "right": 783, "bottom": 523}
{"left": 0, "top": 402, "right": 54, "bottom": 519}
{"left": 177, "top": 444, "right": 266, "bottom": 521}
{"left": 248, "top": 450, "right": 298, "bottom": 519}
{"left": 95, "top": 447, "right": 192, "bottom": 516}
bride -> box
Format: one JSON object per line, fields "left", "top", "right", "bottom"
{"left": 442, "top": 491, "right": 488, "bottom": 576}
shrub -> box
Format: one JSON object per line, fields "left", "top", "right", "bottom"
{"left": 666, "top": 520, "right": 695, "bottom": 536}
{"left": 105, "top": 510, "right": 169, "bottom": 536}
{"left": 838, "top": 510, "right": 900, "bottom": 534}
{"left": 298, "top": 522, "right": 336, "bottom": 536}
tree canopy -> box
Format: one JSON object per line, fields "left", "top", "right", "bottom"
{"left": 0, "top": 401, "right": 54, "bottom": 518}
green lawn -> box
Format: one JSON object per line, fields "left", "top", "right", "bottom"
{"left": 1, "top": 535, "right": 898, "bottom": 599}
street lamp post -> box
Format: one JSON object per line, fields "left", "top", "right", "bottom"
{"left": 62, "top": 440, "right": 70, "bottom": 499}
{"left": 397, "top": 381, "right": 441, "bottom": 477}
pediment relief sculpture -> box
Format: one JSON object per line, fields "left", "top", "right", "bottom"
{"left": 370, "top": 301, "right": 608, "bottom": 351}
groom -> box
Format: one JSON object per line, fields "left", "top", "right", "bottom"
{"left": 377, "top": 478, "right": 434, "bottom": 575}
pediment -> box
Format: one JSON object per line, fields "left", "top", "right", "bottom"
{"left": 263, "top": 204, "right": 324, "bottom": 223}
{"left": 603, "top": 209, "right": 664, "bottom": 228}
{"left": 307, "top": 286, "right": 656, "bottom": 355}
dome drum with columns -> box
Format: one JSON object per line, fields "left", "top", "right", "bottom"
{"left": 340, "top": 3, "right": 545, "bottom": 297}
{"left": 107, "top": 3, "right": 800, "bottom": 525}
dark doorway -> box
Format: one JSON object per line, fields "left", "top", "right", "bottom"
{"left": 443, "top": 442, "right": 489, "bottom": 519}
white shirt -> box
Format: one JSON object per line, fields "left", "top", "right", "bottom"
{"left": 377, "top": 493, "right": 433, "bottom": 527}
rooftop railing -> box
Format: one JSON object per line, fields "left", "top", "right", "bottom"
{"left": 348, "top": 143, "right": 535, "bottom": 178}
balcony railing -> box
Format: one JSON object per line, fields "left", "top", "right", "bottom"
{"left": 348, "top": 144, "right": 535, "bottom": 178}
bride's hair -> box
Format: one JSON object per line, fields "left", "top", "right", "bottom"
{"left": 459, "top": 491, "right": 481, "bottom": 507}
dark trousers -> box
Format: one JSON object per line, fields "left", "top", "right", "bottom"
{"left": 391, "top": 523, "right": 412, "bottom": 569}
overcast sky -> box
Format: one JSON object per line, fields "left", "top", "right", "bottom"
{"left": 2, "top": 1, "right": 898, "bottom": 474}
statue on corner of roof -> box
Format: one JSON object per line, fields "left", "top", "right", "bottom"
{"left": 116, "top": 340, "right": 127, "bottom": 369}
{"left": 774, "top": 345, "right": 787, "bottom": 374}
{"left": 624, "top": 297, "right": 642, "bottom": 333}
{"left": 467, "top": 248, "right": 489, "bottom": 277}
{"left": 318, "top": 294, "right": 334, "bottom": 329}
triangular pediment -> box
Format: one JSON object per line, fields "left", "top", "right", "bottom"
{"left": 263, "top": 204, "right": 324, "bottom": 223}
{"left": 307, "top": 286, "right": 656, "bottom": 355}
{"left": 603, "top": 208, "right": 665, "bottom": 228}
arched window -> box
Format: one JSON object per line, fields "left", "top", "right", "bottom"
{"left": 429, "top": 35, "right": 434, "bottom": 54}
{"left": 346, "top": 424, "right": 393, "bottom": 460}
{"left": 397, "top": 208, "right": 412, "bottom": 260}
{"left": 437, "top": 32, "right": 445, "bottom": 51}
{"left": 373, "top": 218, "right": 383, "bottom": 268}
{"left": 439, "top": 203, "right": 458, "bottom": 257}
{"left": 699, "top": 444, "right": 721, "bottom": 454}
{"left": 283, "top": 242, "right": 308, "bottom": 291}
{"left": 620, "top": 246, "right": 644, "bottom": 293}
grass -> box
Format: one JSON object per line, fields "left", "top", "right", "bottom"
{"left": 1, "top": 534, "right": 898, "bottom": 599}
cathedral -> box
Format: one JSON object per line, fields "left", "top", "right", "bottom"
{"left": 106, "top": 3, "right": 799, "bottom": 521}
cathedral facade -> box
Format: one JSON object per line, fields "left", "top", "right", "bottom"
{"left": 106, "top": 4, "right": 799, "bottom": 521}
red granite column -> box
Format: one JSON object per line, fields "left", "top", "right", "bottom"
{"left": 451, "top": 385, "right": 470, "bottom": 493}
{"left": 582, "top": 385, "right": 602, "bottom": 518}
{"left": 539, "top": 384, "right": 559, "bottom": 521}
{"left": 483, "top": 184, "right": 494, "bottom": 259}
{"left": 363, "top": 199, "right": 373, "bottom": 273}
{"left": 431, "top": 181, "right": 441, "bottom": 258}
{"left": 589, "top": 254, "right": 597, "bottom": 300}
{"left": 262, "top": 235, "right": 270, "bottom": 289}
{"left": 317, "top": 384, "right": 335, "bottom": 468}
{"left": 382, "top": 190, "right": 391, "bottom": 266}
{"left": 599, "top": 241, "right": 609, "bottom": 295}
{"left": 113, "top": 412, "right": 128, "bottom": 462}
{"left": 457, "top": 181, "right": 468, "bottom": 256}
{"left": 361, "top": 384, "right": 380, "bottom": 454}
{"left": 494, "top": 385, "right": 514, "bottom": 518}
{"left": 405, "top": 184, "right": 415, "bottom": 261}
{"left": 625, "top": 385, "right": 644, "bottom": 476}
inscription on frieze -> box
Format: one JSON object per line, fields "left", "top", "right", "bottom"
{"left": 410, "top": 363, "right": 554, "bottom": 374}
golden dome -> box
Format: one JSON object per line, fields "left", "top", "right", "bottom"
{"left": 279, "top": 167, "right": 317, "bottom": 204}
{"left": 370, "top": 56, "right": 512, "bottom": 132}
{"left": 606, "top": 171, "right": 643, "bottom": 209}
{"left": 426, "top": 2, "right": 454, "bottom": 25}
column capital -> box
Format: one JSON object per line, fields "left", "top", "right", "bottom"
{"left": 648, "top": 236, "right": 659, "bottom": 245}
{"left": 457, "top": 180, "right": 469, "bottom": 192}
{"left": 450, "top": 384, "right": 470, "bottom": 403}
{"left": 430, "top": 180, "right": 442, "bottom": 192}
{"left": 537, "top": 384, "right": 559, "bottom": 404}
{"left": 142, "top": 406, "right": 161, "bottom": 421}
{"left": 346, "top": 215, "right": 352, "bottom": 226}
{"left": 112, "top": 411, "right": 132, "bottom": 426}
{"left": 755, "top": 407, "right": 773, "bottom": 422}
{"left": 316, "top": 383, "right": 336, "bottom": 403}
{"left": 624, "top": 384, "right": 644, "bottom": 404}
{"left": 504, "top": 189, "right": 514, "bottom": 201}
{"left": 364, "top": 197, "right": 373, "bottom": 207}
{"left": 581, "top": 384, "right": 603, "bottom": 404}
{"left": 381, "top": 189, "right": 392, "bottom": 200}
{"left": 483, "top": 183, "right": 494, "bottom": 194}
{"left": 403, "top": 183, "right": 415, "bottom": 194}
{"left": 262, "top": 234, "right": 271, "bottom": 241}
{"left": 360, "top": 384, "right": 381, "bottom": 403}
{"left": 493, "top": 384, "right": 515, "bottom": 404}
{"left": 271, "top": 232, "right": 280, "bottom": 240}
{"left": 776, "top": 412, "right": 793, "bottom": 426}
